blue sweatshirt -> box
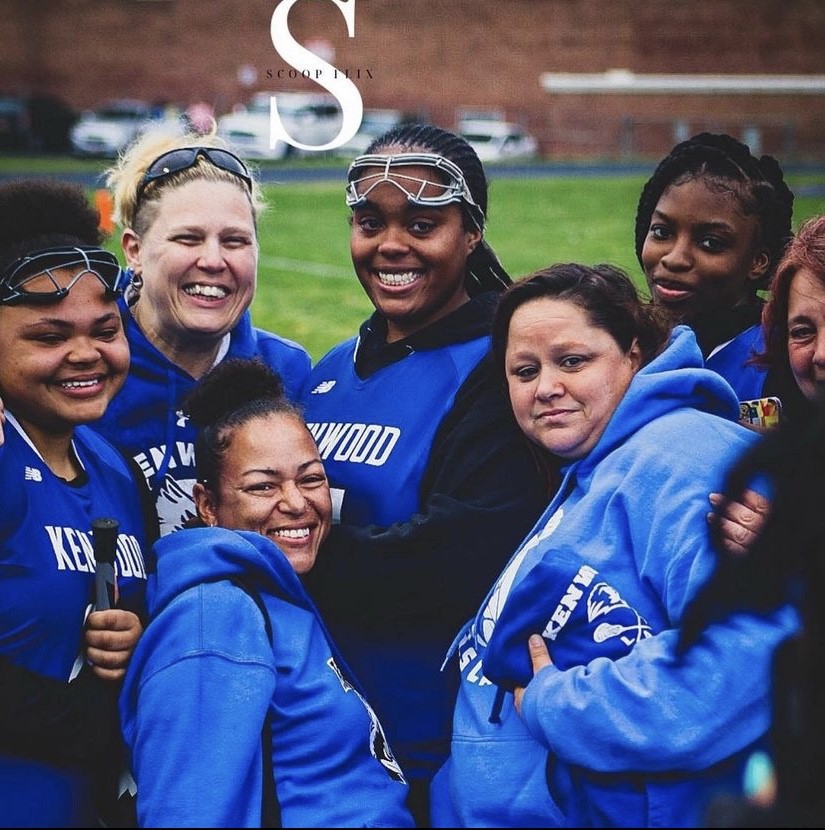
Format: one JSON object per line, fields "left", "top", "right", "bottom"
{"left": 430, "top": 326, "right": 801, "bottom": 828}
{"left": 0, "top": 414, "right": 149, "bottom": 828}
{"left": 120, "top": 527, "right": 414, "bottom": 828}
{"left": 94, "top": 303, "right": 311, "bottom": 535}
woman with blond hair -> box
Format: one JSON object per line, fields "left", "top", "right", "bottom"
{"left": 94, "top": 127, "right": 311, "bottom": 534}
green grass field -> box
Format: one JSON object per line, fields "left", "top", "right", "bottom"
{"left": 255, "top": 171, "right": 825, "bottom": 360}
{"left": 3, "top": 155, "right": 824, "bottom": 361}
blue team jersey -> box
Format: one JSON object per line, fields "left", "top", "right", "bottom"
{"left": 0, "top": 414, "right": 149, "bottom": 827}
{"left": 302, "top": 334, "right": 491, "bottom": 526}
{"left": 706, "top": 324, "right": 767, "bottom": 401}
{"left": 300, "top": 331, "right": 493, "bottom": 787}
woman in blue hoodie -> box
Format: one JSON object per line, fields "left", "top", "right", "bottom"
{"left": 120, "top": 358, "right": 413, "bottom": 828}
{"left": 429, "top": 263, "right": 801, "bottom": 828}
{"left": 94, "top": 127, "right": 311, "bottom": 536}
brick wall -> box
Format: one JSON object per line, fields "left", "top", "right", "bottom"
{"left": 2, "top": 0, "right": 823, "bottom": 159}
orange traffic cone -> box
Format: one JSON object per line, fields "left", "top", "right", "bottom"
{"left": 93, "top": 189, "right": 115, "bottom": 235}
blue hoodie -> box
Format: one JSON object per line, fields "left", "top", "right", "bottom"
{"left": 93, "top": 303, "right": 311, "bottom": 536}
{"left": 120, "top": 526, "right": 414, "bottom": 828}
{"left": 430, "top": 326, "right": 801, "bottom": 828}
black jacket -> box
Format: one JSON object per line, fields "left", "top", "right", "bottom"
{"left": 305, "top": 293, "right": 552, "bottom": 635}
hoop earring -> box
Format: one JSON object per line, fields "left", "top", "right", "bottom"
{"left": 125, "top": 269, "right": 143, "bottom": 307}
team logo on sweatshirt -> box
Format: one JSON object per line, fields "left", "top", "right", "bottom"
{"left": 132, "top": 441, "right": 198, "bottom": 536}
{"left": 541, "top": 568, "right": 653, "bottom": 651}
{"left": 326, "top": 657, "right": 407, "bottom": 784}
{"left": 587, "top": 583, "right": 653, "bottom": 648}
{"left": 155, "top": 476, "right": 198, "bottom": 536}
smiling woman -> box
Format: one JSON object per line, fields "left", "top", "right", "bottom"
{"left": 0, "top": 179, "right": 152, "bottom": 827}
{"left": 118, "top": 357, "right": 414, "bottom": 828}
{"left": 742, "top": 212, "right": 825, "bottom": 426}
{"left": 91, "top": 126, "right": 312, "bottom": 535}
{"left": 300, "top": 124, "right": 549, "bottom": 826}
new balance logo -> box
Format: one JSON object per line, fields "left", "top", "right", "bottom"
{"left": 24, "top": 466, "right": 43, "bottom": 482}
{"left": 310, "top": 380, "right": 337, "bottom": 394}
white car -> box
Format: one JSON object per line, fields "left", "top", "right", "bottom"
{"left": 333, "top": 108, "right": 419, "bottom": 158}
{"left": 70, "top": 100, "right": 186, "bottom": 157}
{"left": 217, "top": 91, "right": 343, "bottom": 160}
{"left": 458, "top": 119, "right": 539, "bottom": 162}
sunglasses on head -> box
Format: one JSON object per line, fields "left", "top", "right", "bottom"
{"left": 136, "top": 146, "right": 253, "bottom": 203}
{"left": 0, "top": 246, "right": 129, "bottom": 305}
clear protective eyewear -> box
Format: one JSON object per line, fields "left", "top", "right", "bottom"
{"left": 345, "top": 152, "right": 484, "bottom": 229}
{"left": 0, "top": 245, "right": 130, "bottom": 305}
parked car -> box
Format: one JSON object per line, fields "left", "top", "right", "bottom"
{"left": 217, "top": 90, "right": 343, "bottom": 160}
{"left": 333, "top": 108, "right": 423, "bottom": 158}
{"left": 458, "top": 118, "right": 539, "bottom": 162}
{"left": 0, "top": 96, "right": 29, "bottom": 151}
{"left": 70, "top": 99, "right": 186, "bottom": 157}
{"left": 456, "top": 107, "right": 507, "bottom": 125}
{"left": 0, "top": 93, "right": 77, "bottom": 153}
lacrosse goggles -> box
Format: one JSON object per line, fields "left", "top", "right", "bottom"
{"left": 345, "top": 152, "right": 485, "bottom": 231}
{"left": 0, "top": 245, "right": 130, "bottom": 305}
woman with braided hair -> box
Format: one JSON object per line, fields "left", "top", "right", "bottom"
{"left": 300, "top": 123, "right": 549, "bottom": 825}
{"left": 635, "top": 132, "right": 794, "bottom": 409}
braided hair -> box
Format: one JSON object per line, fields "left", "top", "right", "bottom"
{"left": 365, "top": 123, "right": 511, "bottom": 295}
{"left": 634, "top": 132, "right": 795, "bottom": 292}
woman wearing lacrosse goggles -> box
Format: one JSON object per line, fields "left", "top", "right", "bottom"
{"left": 0, "top": 179, "right": 152, "bottom": 827}
{"left": 301, "top": 124, "right": 549, "bottom": 826}
{"left": 94, "top": 127, "right": 311, "bottom": 536}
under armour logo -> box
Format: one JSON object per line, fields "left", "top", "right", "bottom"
{"left": 310, "top": 380, "right": 337, "bottom": 394}
{"left": 24, "top": 466, "right": 43, "bottom": 482}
